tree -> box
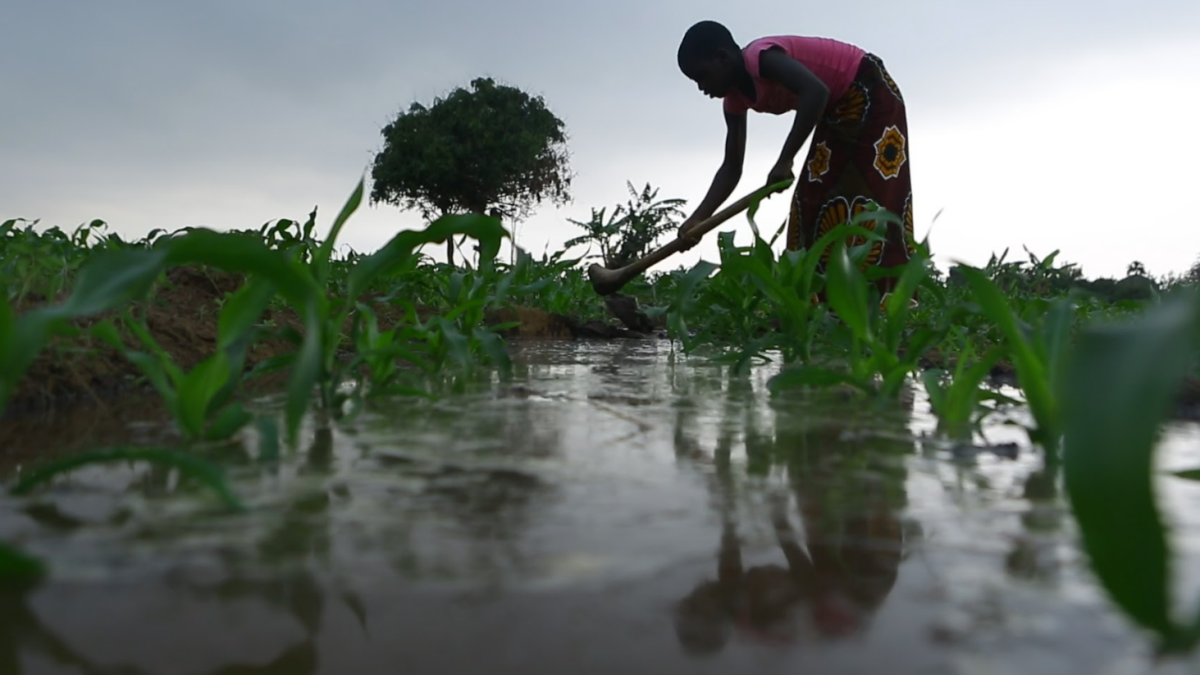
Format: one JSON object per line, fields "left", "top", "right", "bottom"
{"left": 565, "top": 181, "right": 686, "bottom": 269}
{"left": 1127, "top": 260, "right": 1147, "bottom": 277}
{"left": 370, "top": 77, "right": 573, "bottom": 265}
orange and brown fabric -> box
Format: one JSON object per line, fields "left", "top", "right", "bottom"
{"left": 788, "top": 53, "right": 918, "bottom": 297}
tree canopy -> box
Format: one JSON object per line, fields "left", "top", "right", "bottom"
{"left": 369, "top": 77, "right": 573, "bottom": 230}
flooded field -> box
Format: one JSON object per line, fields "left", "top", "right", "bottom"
{"left": 3, "top": 339, "right": 1200, "bottom": 675}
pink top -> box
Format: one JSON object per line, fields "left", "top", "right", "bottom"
{"left": 723, "top": 36, "right": 865, "bottom": 115}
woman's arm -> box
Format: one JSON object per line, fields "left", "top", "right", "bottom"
{"left": 759, "top": 48, "right": 830, "bottom": 180}
{"left": 678, "top": 110, "right": 746, "bottom": 244}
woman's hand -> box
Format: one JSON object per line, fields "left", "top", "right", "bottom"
{"left": 677, "top": 217, "right": 703, "bottom": 250}
{"left": 767, "top": 160, "right": 794, "bottom": 187}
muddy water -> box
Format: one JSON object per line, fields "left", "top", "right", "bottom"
{"left": 3, "top": 339, "right": 1200, "bottom": 674}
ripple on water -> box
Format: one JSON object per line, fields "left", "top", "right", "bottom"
{"left": 2, "top": 339, "right": 1199, "bottom": 674}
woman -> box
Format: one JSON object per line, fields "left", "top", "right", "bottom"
{"left": 675, "top": 21, "right": 917, "bottom": 295}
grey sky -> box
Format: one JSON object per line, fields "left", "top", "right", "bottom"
{"left": 4, "top": 1, "right": 1199, "bottom": 277}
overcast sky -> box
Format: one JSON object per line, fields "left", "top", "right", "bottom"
{"left": 3, "top": 1, "right": 1199, "bottom": 280}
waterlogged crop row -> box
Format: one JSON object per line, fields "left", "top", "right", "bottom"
{"left": 3, "top": 179, "right": 1200, "bottom": 655}
{"left": 2, "top": 180, "right": 515, "bottom": 438}
{"left": 0, "top": 179, "right": 549, "bottom": 577}
{"left": 644, "top": 196, "right": 1200, "bottom": 655}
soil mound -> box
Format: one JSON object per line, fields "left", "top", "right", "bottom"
{"left": 4, "top": 267, "right": 651, "bottom": 419}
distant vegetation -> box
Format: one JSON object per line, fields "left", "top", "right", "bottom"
{"left": 369, "top": 77, "right": 573, "bottom": 265}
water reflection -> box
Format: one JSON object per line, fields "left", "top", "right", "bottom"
{"left": 3, "top": 341, "right": 1198, "bottom": 673}
{"left": 0, "top": 584, "right": 90, "bottom": 675}
{"left": 0, "top": 569, "right": 337, "bottom": 674}
{"left": 671, "top": 378, "right": 914, "bottom": 654}
{"left": 1005, "top": 460, "right": 1064, "bottom": 583}
{"left": 0, "top": 391, "right": 176, "bottom": 475}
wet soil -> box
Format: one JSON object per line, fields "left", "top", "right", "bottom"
{"left": 4, "top": 268, "right": 656, "bottom": 422}
{"left": 9, "top": 267, "right": 294, "bottom": 414}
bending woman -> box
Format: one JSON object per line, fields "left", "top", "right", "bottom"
{"left": 676, "top": 21, "right": 918, "bottom": 295}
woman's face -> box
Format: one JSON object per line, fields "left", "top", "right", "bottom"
{"left": 686, "top": 54, "right": 737, "bottom": 99}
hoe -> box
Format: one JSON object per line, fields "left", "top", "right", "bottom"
{"left": 587, "top": 181, "right": 791, "bottom": 296}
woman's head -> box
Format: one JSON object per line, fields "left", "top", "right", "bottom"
{"left": 677, "top": 21, "right": 742, "bottom": 98}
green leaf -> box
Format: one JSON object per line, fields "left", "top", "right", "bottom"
{"left": 207, "top": 282, "right": 273, "bottom": 415}
{"left": 884, "top": 254, "right": 930, "bottom": 349}
{"left": 490, "top": 261, "right": 521, "bottom": 308}
{"left": 1041, "top": 297, "right": 1075, "bottom": 391}
{"left": 205, "top": 403, "right": 253, "bottom": 442}
{"left": 91, "top": 320, "right": 183, "bottom": 416}
{"left": 768, "top": 365, "right": 862, "bottom": 392}
{"left": 722, "top": 254, "right": 789, "bottom": 309}
{"left": 285, "top": 304, "right": 324, "bottom": 446}
{"left": 177, "top": 352, "right": 234, "bottom": 439}
{"left": 825, "top": 241, "right": 871, "bottom": 342}
{"left": 798, "top": 223, "right": 879, "bottom": 291}
{"left": 314, "top": 177, "right": 365, "bottom": 285}
{"left": 956, "top": 265, "right": 1058, "bottom": 449}
{"left": 88, "top": 320, "right": 124, "bottom": 349}
{"left": 515, "top": 278, "right": 553, "bottom": 294}
{"left": 922, "top": 345, "right": 1002, "bottom": 439}
{"left": 256, "top": 416, "right": 281, "bottom": 462}
{"left": 0, "top": 297, "right": 14, "bottom": 355}
{"left": 921, "top": 369, "right": 947, "bottom": 413}
{"left": 216, "top": 277, "right": 276, "bottom": 350}
{"left": 435, "top": 318, "right": 471, "bottom": 369}
{"left": 447, "top": 272, "right": 465, "bottom": 305}
{"left": 162, "top": 230, "right": 317, "bottom": 310}
{"left": 0, "top": 541, "right": 46, "bottom": 585}
{"left": 121, "top": 314, "right": 187, "bottom": 388}
{"left": 0, "top": 298, "right": 20, "bottom": 411}
{"left": 127, "top": 350, "right": 180, "bottom": 412}
{"left": 0, "top": 247, "right": 174, "bottom": 413}
{"left": 1062, "top": 290, "right": 1198, "bottom": 643}
{"left": 675, "top": 261, "right": 719, "bottom": 308}
{"left": 438, "top": 302, "right": 485, "bottom": 332}
{"left": 345, "top": 212, "right": 507, "bottom": 304}
{"left": 11, "top": 446, "right": 245, "bottom": 512}
{"left": 53, "top": 248, "right": 169, "bottom": 318}
{"left": 472, "top": 326, "right": 512, "bottom": 375}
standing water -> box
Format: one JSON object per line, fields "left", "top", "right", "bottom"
{"left": 3, "top": 339, "right": 1200, "bottom": 674}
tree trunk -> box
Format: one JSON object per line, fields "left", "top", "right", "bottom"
{"left": 438, "top": 207, "right": 455, "bottom": 267}
{"left": 487, "top": 208, "right": 506, "bottom": 265}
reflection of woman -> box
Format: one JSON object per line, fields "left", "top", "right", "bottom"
{"left": 673, "top": 488, "right": 904, "bottom": 654}
{"left": 669, "top": 368, "right": 915, "bottom": 655}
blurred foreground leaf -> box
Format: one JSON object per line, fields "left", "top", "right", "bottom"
{"left": 1062, "top": 289, "right": 1199, "bottom": 651}
{"left": 10, "top": 447, "right": 245, "bottom": 512}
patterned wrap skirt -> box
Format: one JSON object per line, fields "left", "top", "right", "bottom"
{"left": 787, "top": 53, "right": 916, "bottom": 294}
